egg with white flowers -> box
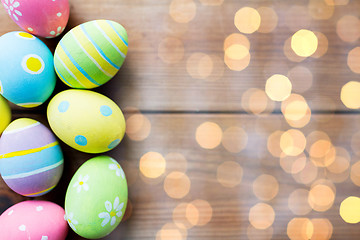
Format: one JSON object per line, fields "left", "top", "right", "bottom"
{"left": 0, "top": 118, "right": 64, "bottom": 197}
{"left": 65, "top": 155, "right": 128, "bottom": 239}
{"left": 0, "top": 31, "right": 56, "bottom": 108}
{"left": 0, "top": 200, "right": 68, "bottom": 239}
{"left": 47, "top": 89, "right": 126, "bottom": 153}
{"left": 1, "top": 0, "right": 69, "bottom": 38}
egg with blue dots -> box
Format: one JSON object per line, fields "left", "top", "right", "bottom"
{"left": 0, "top": 31, "right": 56, "bottom": 108}
{"left": 54, "top": 19, "right": 128, "bottom": 89}
{"left": 1, "top": 0, "right": 69, "bottom": 38}
{"left": 0, "top": 118, "right": 64, "bottom": 197}
{"left": 47, "top": 89, "right": 126, "bottom": 154}
{"left": 0, "top": 95, "right": 11, "bottom": 134}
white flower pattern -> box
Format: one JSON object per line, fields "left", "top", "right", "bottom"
{"left": 2, "top": 0, "right": 22, "bottom": 21}
{"left": 73, "top": 174, "right": 90, "bottom": 193}
{"left": 49, "top": 26, "right": 64, "bottom": 37}
{"left": 64, "top": 212, "right": 78, "bottom": 231}
{"left": 98, "top": 197, "right": 124, "bottom": 227}
{"left": 109, "top": 159, "right": 125, "bottom": 179}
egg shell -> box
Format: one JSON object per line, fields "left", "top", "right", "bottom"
{"left": 0, "top": 118, "right": 64, "bottom": 197}
{"left": 65, "top": 156, "right": 127, "bottom": 239}
{"left": 54, "top": 19, "right": 128, "bottom": 89}
{"left": 47, "top": 89, "right": 126, "bottom": 153}
{"left": 0, "top": 200, "right": 68, "bottom": 239}
{"left": 0, "top": 31, "right": 56, "bottom": 108}
{"left": 1, "top": 0, "right": 69, "bottom": 38}
{"left": 0, "top": 95, "right": 11, "bottom": 134}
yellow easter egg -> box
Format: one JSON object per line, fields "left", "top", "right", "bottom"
{"left": 0, "top": 95, "right": 11, "bottom": 134}
{"left": 47, "top": 89, "right": 125, "bottom": 153}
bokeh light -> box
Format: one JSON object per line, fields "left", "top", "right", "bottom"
{"left": 284, "top": 37, "right": 306, "bottom": 62}
{"left": 198, "top": 0, "right": 224, "bottom": 5}
{"left": 308, "top": 183, "right": 335, "bottom": 212}
{"left": 249, "top": 203, "right": 275, "bottom": 230}
{"left": 257, "top": 7, "right": 278, "bottom": 33}
{"left": 350, "top": 161, "right": 360, "bottom": 186}
{"left": 241, "top": 88, "right": 275, "bottom": 115}
{"left": 196, "top": 121, "right": 223, "bottom": 149}
{"left": 292, "top": 161, "right": 318, "bottom": 185}
{"left": 164, "top": 171, "right": 191, "bottom": 199}
{"left": 326, "top": 147, "right": 350, "bottom": 174}
{"left": 280, "top": 153, "right": 307, "bottom": 174}
{"left": 173, "top": 202, "right": 195, "bottom": 229}
{"left": 190, "top": 199, "right": 213, "bottom": 226}
{"left": 126, "top": 113, "right": 151, "bottom": 141}
{"left": 234, "top": 7, "right": 261, "bottom": 34}
{"left": 347, "top": 48, "right": 360, "bottom": 74}
{"left": 308, "top": 0, "right": 334, "bottom": 20}
{"left": 311, "top": 218, "right": 333, "bottom": 240}
{"left": 336, "top": 15, "right": 360, "bottom": 42}
{"left": 186, "top": 52, "right": 214, "bottom": 80}
{"left": 288, "top": 189, "right": 312, "bottom": 215}
{"left": 281, "top": 94, "right": 312, "bottom": 128}
{"left": 216, "top": 161, "right": 243, "bottom": 188}
{"left": 140, "top": 152, "right": 166, "bottom": 178}
{"left": 341, "top": 81, "right": 360, "bottom": 109}
{"left": 287, "top": 218, "right": 314, "bottom": 240}
{"left": 265, "top": 74, "right": 292, "bottom": 101}
{"left": 280, "top": 129, "right": 306, "bottom": 156}
{"left": 169, "top": 0, "right": 197, "bottom": 23}
{"left": 291, "top": 29, "right": 318, "bottom": 57}
{"left": 158, "top": 37, "right": 185, "bottom": 64}
{"left": 224, "top": 33, "right": 250, "bottom": 50}
{"left": 252, "top": 174, "right": 279, "bottom": 201}
{"left": 340, "top": 196, "right": 360, "bottom": 224}
{"left": 267, "top": 130, "right": 285, "bottom": 158}
{"left": 221, "top": 126, "right": 248, "bottom": 153}
{"left": 311, "top": 32, "right": 329, "bottom": 58}
{"left": 224, "top": 49, "right": 251, "bottom": 71}
{"left": 156, "top": 223, "right": 187, "bottom": 240}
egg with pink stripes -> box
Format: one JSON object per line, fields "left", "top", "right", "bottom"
{"left": 0, "top": 118, "right": 63, "bottom": 197}
{"left": 1, "top": 0, "right": 69, "bottom": 38}
{"left": 0, "top": 200, "right": 68, "bottom": 239}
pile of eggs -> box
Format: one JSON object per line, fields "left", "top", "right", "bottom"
{"left": 0, "top": 0, "right": 129, "bottom": 239}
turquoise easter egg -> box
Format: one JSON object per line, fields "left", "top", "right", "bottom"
{"left": 54, "top": 19, "right": 128, "bottom": 89}
{"left": 0, "top": 31, "right": 56, "bottom": 108}
{"left": 0, "top": 118, "right": 64, "bottom": 196}
{"left": 65, "top": 156, "right": 128, "bottom": 239}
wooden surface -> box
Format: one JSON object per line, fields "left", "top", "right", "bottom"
{"left": 2, "top": 0, "right": 360, "bottom": 239}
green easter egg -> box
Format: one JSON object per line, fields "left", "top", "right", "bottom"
{"left": 0, "top": 95, "right": 11, "bottom": 134}
{"left": 64, "top": 156, "right": 128, "bottom": 239}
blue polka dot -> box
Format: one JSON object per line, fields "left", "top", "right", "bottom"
{"left": 58, "top": 101, "right": 69, "bottom": 113}
{"left": 100, "top": 105, "right": 112, "bottom": 117}
{"left": 75, "top": 135, "right": 87, "bottom": 146}
{"left": 108, "top": 139, "right": 120, "bottom": 149}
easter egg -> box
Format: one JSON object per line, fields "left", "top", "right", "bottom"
{"left": 47, "top": 89, "right": 126, "bottom": 153}
{"left": 1, "top": 0, "right": 69, "bottom": 38}
{"left": 0, "top": 31, "right": 56, "bottom": 108}
{"left": 0, "top": 200, "right": 68, "bottom": 239}
{"left": 0, "top": 118, "right": 64, "bottom": 197}
{"left": 65, "top": 156, "right": 127, "bottom": 239}
{"left": 54, "top": 19, "right": 128, "bottom": 89}
{"left": 0, "top": 95, "right": 11, "bottom": 134}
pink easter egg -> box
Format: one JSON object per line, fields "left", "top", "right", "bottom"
{"left": 1, "top": 0, "right": 70, "bottom": 38}
{"left": 0, "top": 200, "right": 68, "bottom": 239}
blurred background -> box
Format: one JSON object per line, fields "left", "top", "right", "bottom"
{"left": 2, "top": 0, "right": 360, "bottom": 239}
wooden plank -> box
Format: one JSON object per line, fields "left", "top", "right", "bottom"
{"left": 1, "top": 113, "right": 360, "bottom": 239}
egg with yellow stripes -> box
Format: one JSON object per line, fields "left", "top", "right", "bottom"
{"left": 0, "top": 118, "right": 64, "bottom": 197}
{"left": 54, "top": 19, "right": 128, "bottom": 89}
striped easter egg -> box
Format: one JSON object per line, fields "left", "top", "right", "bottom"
{"left": 0, "top": 118, "right": 63, "bottom": 197}
{"left": 54, "top": 19, "right": 128, "bottom": 89}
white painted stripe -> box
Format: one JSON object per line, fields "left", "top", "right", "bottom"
{"left": 2, "top": 159, "right": 64, "bottom": 180}
{"left": 94, "top": 22, "right": 126, "bottom": 58}
{"left": 3, "top": 122, "right": 40, "bottom": 135}
{"left": 70, "top": 31, "right": 113, "bottom": 77}
{"left": 54, "top": 53, "right": 86, "bottom": 88}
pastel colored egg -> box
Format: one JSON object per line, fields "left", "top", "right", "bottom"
{"left": 65, "top": 156, "right": 127, "bottom": 239}
{"left": 47, "top": 89, "right": 126, "bottom": 153}
{"left": 0, "top": 200, "right": 68, "bottom": 239}
{"left": 0, "top": 118, "right": 64, "bottom": 197}
{"left": 0, "top": 31, "right": 56, "bottom": 108}
{"left": 0, "top": 95, "right": 11, "bottom": 134}
{"left": 54, "top": 19, "right": 128, "bottom": 89}
{"left": 1, "top": 0, "right": 69, "bottom": 38}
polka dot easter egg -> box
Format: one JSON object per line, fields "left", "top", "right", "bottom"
{"left": 65, "top": 156, "right": 127, "bottom": 239}
{"left": 0, "top": 200, "right": 68, "bottom": 239}
{"left": 0, "top": 95, "right": 11, "bottom": 134}
{"left": 0, "top": 118, "right": 64, "bottom": 197}
{"left": 1, "top": 0, "right": 69, "bottom": 38}
{"left": 47, "top": 89, "right": 126, "bottom": 153}
{"left": 0, "top": 31, "right": 56, "bottom": 108}
{"left": 54, "top": 19, "right": 128, "bottom": 89}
